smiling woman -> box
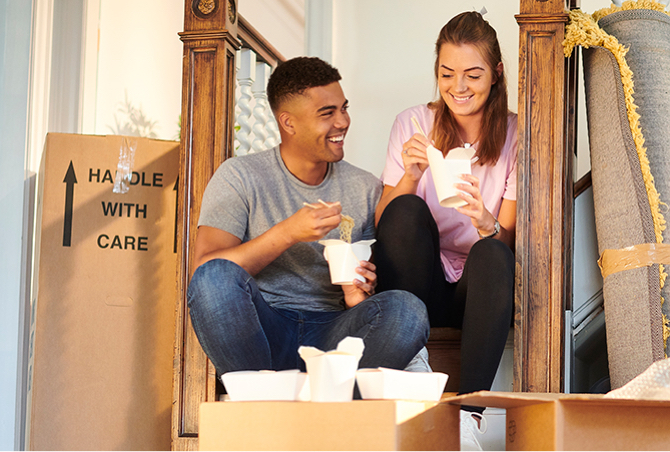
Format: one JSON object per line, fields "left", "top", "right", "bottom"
{"left": 373, "top": 11, "right": 517, "bottom": 451}
{"left": 437, "top": 44, "right": 499, "bottom": 146}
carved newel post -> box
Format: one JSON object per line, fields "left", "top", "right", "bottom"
{"left": 172, "top": 0, "right": 240, "bottom": 449}
{"left": 515, "top": 0, "right": 575, "bottom": 393}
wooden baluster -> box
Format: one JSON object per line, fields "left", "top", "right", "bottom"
{"left": 174, "top": 1, "right": 240, "bottom": 450}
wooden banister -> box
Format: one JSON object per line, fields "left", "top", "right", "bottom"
{"left": 173, "top": 1, "right": 239, "bottom": 450}
{"left": 238, "top": 15, "right": 284, "bottom": 67}
{"left": 514, "top": 0, "right": 578, "bottom": 392}
{"left": 172, "top": 1, "right": 286, "bottom": 449}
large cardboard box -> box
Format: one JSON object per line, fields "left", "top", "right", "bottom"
{"left": 199, "top": 399, "right": 459, "bottom": 450}
{"left": 451, "top": 391, "right": 670, "bottom": 450}
{"left": 27, "top": 133, "right": 179, "bottom": 450}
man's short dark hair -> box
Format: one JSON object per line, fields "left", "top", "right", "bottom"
{"left": 266, "top": 57, "right": 342, "bottom": 113}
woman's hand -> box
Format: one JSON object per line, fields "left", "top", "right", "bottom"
{"left": 454, "top": 174, "right": 498, "bottom": 235}
{"left": 375, "top": 134, "right": 433, "bottom": 225}
{"left": 401, "top": 133, "right": 431, "bottom": 182}
{"left": 342, "top": 260, "right": 377, "bottom": 308}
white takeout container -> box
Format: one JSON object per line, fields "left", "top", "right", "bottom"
{"left": 318, "top": 239, "right": 375, "bottom": 285}
{"left": 356, "top": 367, "right": 448, "bottom": 402}
{"left": 299, "top": 336, "right": 365, "bottom": 402}
{"left": 221, "top": 369, "right": 309, "bottom": 402}
{"left": 426, "top": 145, "right": 476, "bottom": 208}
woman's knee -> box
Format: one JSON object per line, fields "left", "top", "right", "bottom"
{"left": 377, "top": 194, "right": 431, "bottom": 229}
{"left": 375, "top": 195, "right": 437, "bottom": 258}
{"left": 468, "top": 239, "right": 514, "bottom": 274}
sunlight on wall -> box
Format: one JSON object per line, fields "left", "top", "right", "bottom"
{"left": 93, "top": 0, "right": 183, "bottom": 141}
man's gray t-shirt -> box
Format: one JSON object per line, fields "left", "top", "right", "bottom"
{"left": 198, "top": 147, "right": 383, "bottom": 312}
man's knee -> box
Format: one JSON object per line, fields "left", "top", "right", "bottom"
{"left": 187, "top": 259, "right": 251, "bottom": 309}
{"left": 372, "top": 290, "right": 430, "bottom": 337}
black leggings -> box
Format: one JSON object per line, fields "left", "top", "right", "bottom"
{"left": 375, "top": 195, "right": 514, "bottom": 400}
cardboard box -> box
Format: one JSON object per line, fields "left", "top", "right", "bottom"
{"left": 451, "top": 391, "right": 670, "bottom": 450}
{"left": 27, "top": 133, "right": 179, "bottom": 450}
{"left": 199, "top": 399, "right": 459, "bottom": 450}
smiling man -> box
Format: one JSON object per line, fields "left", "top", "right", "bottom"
{"left": 186, "top": 57, "right": 429, "bottom": 382}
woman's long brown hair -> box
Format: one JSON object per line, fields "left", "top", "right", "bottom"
{"left": 428, "top": 11, "right": 508, "bottom": 166}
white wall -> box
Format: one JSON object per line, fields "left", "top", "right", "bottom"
{"left": 572, "top": 0, "right": 613, "bottom": 312}
{"left": 331, "top": 0, "right": 520, "bottom": 177}
{"left": 0, "top": 0, "right": 33, "bottom": 449}
{"left": 91, "top": 0, "right": 184, "bottom": 140}
{"left": 239, "top": 0, "right": 305, "bottom": 59}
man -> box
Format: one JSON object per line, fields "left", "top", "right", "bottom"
{"left": 187, "top": 56, "right": 429, "bottom": 378}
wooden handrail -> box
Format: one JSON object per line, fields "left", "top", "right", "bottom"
{"left": 238, "top": 15, "right": 285, "bottom": 67}
{"left": 574, "top": 171, "right": 592, "bottom": 199}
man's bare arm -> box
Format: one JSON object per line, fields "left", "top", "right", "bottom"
{"left": 192, "top": 203, "right": 342, "bottom": 276}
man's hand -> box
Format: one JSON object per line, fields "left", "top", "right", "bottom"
{"left": 342, "top": 260, "right": 377, "bottom": 308}
{"left": 193, "top": 201, "right": 343, "bottom": 277}
{"left": 288, "top": 201, "right": 342, "bottom": 243}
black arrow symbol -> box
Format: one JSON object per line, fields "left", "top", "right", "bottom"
{"left": 63, "top": 161, "right": 77, "bottom": 247}
{"left": 173, "top": 175, "right": 179, "bottom": 254}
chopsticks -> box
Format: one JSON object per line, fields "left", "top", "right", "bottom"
{"left": 303, "top": 199, "right": 336, "bottom": 209}
{"left": 411, "top": 116, "right": 428, "bottom": 138}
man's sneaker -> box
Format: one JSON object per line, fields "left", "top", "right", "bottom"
{"left": 460, "top": 410, "right": 487, "bottom": 451}
{"left": 403, "top": 346, "right": 432, "bottom": 372}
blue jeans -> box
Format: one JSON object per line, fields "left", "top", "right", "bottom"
{"left": 187, "top": 259, "right": 430, "bottom": 376}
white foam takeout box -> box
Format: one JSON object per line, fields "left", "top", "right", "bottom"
{"left": 221, "top": 337, "right": 449, "bottom": 403}
{"left": 221, "top": 369, "right": 310, "bottom": 402}
{"left": 426, "top": 145, "right": 476, "bottom": 208}
{"left": 356, "top": 367, "right": 448, "bottom": 402}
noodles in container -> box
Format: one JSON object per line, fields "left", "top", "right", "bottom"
{"left": 304, "top": 199, "right": 374, "bottom": 285}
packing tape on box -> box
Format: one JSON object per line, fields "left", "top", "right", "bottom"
{"left": 112, "top": 137, "right": 138, "bottom": 194}
{"left": 598, "top": 243, "right": 670, "bottom": 279}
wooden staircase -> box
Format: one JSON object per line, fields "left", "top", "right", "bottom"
{"left": 172, "top": 0, "right": 578, "bottom": 449}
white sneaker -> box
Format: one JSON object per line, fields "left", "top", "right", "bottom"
{"left": 403, "top": 346, "right": 432, "bottom": 372}
{"left": 460, "top": 410, "right": 487, "bottom": 451}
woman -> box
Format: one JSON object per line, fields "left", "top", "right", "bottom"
{"left": 374, "top": 11, "right": 516, "bottom": 450}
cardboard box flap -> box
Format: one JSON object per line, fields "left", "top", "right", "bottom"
{"left": 447, "top": 390, "right": 561, "bottom": 409}
{"left": 561, "top": 394, "right": 670, "bottom": 408}
{"left": 449, "top": 391, "right": 670, "bottom": 451}
{"left": 450, "top": 390, "right": 670, "bottom": 409}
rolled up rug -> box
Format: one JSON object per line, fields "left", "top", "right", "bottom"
{"left": 564, "top": 1, "right": 670, "bottom": 388}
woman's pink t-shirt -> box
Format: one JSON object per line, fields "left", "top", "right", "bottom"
{"left": 381, "top": 104, "right": 518, "bottom": 283}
